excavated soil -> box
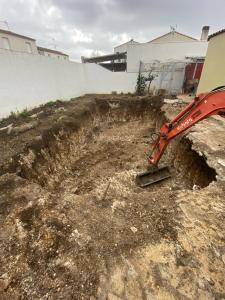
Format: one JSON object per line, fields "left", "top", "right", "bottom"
{"left": 0, "top": 95, "right": 224, "bottom": 300}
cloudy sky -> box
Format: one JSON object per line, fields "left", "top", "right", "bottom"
{"left": 0, "top": 0, "right": 224, "bottom": 61}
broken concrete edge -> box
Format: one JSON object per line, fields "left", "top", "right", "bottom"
{"left": 161, "top": 103, "right": 225, "bottom": 186}
{"left": 189, "top": 136, "right": 225, "bottom": 184}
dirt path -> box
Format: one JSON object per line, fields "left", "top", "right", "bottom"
{"left": 0, "top": 96, "right": 224, "bottom": 299}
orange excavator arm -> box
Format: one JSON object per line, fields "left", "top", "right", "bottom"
{"left": 136, "top": 86, "right": 225, "bottom": 187}
{"left": 148, "top": 86, "right": 225, "bottom": 166}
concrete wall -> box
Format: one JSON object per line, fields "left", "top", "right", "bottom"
{"left": 197, "top": 33, "right": 225, "bottom": 93}
{"left": 126, "top": 41, "right": 208, "bottom": 73}
{"left": 0, "top": 49, "right": 137, "bottom": 118}
{"left": 0, "top": 32, "right": 38, "bottom": 54}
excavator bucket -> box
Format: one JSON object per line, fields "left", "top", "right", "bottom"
{"left": 136, "top": 166, "right": 171, "bottom": 187}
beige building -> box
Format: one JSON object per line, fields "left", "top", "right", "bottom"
{"left": 0, "top": 29, "right": 69, "bottom": 60}
{"left": 114, "top": 27, "right": 210, "bottom": 52}
{"left": 37, "top": 46, "right": 69, "bottom": 60}
{"left": 0, "top": 29, "right": 38, "bottom": 54}
{"left": 148, "top": 31, "right": 198, "bottom": 43}
{"left": 197, "top": 29, "right": 225, "bottom": 93}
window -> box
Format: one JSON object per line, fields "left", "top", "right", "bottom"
{"left": 26, "top": 42, "right": 32, "bottom": 53}
{"left": 2, "top": 37, "right": 10, "bottom": 50}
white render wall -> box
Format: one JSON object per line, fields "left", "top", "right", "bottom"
{"left": 127, "top": 41, "right": 208, "bottom": 72}
{"left": 0, "top": 49, "right": 137, "bottom": 118}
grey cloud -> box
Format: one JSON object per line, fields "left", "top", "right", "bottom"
{"left": 53, "top": 0, "right": 104, "bottom": 25}
{"left": 0, "top": 0, "right": 225, "bottom": 61}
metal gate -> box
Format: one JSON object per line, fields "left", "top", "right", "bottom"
{"left": 139, "top": 60, "right": 186, "bottom": 94}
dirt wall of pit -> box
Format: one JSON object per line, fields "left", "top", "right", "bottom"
{"left": 0, "top": 97, "right": 162, "bottom": 184}
{"left": 0, "top": 96, "right": 217, "bottom": 189}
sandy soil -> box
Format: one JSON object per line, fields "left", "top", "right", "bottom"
{"left": 0, "top": 95, "right": 224, "bottom": 299}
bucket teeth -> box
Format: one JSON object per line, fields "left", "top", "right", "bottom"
{"left": 136, "top": 166, "right": 171, "bottom": 187}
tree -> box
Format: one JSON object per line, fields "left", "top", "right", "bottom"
{"left": 145, "top": 71, "right": 157, "bottom": 95}
{"left": 135, "top": 73, "right": 146, "bottom": 96}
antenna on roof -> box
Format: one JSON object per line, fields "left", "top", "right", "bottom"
{"left": 5, "top": 20, "right": 10, "bottom": 30}
{"left": 0, "top": 20, "right": 10, "bottom": 30}
{"left": 170, "top": 25, "right": 177, "bottom": 32}
{"left": 52, "top": 38, "right": 57, "bottom": 50}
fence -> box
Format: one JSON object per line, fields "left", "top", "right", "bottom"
{"left": 139, "top": 60, "right": 186, "bottom": 94}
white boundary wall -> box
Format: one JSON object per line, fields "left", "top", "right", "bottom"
{"left": 0, "top": 49, "right": 137, "bottom": 118}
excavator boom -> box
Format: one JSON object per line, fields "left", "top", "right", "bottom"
{"left": 136, "top": 86, "right": 225, "bottom": 187}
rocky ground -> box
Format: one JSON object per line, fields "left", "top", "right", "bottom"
{"left": 0, "top": 95, "right": 224, "bottom": 299}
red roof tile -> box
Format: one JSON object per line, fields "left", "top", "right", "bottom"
{"left": 208, "top": 29, "right": 225, "bottom": 41}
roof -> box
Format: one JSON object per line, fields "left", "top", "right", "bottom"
{"left": 37, "top": 46, "right": 69, "bottom": 56}
{"left": 82, "top": 52, "right": 126, "bottom": 63}
{"left": 208, "top": 29, "right": 225, "bottom": 41}
{"left": 0, "top": 29, "right": 35, "bottom": 41}
{"left": 148, "top": 31, "right": 197, "bottom": 43}
{"left": 114, "top": 39, "right": 139, "bottom": 49}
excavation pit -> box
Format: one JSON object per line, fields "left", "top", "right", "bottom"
{"left": 0, "top": 95, "right": 224, "bottom": 299}
{"left": 14, "top": 96, "right": 216, "bottom": 190}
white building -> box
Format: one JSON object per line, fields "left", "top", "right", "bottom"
{"left": 114, "top": 39, "right": 139, "bottom": 54}
{"left": 37, "top": 46, "right": 69, "bottom": 60}
{"left": 0, "top": 29, "right": 38, "bottom": 54}
{"left": 111, "top": 27, "right": 210, "bottom": 94}
{"left": 125, "top": 29, "right": 209, "bottom": 72}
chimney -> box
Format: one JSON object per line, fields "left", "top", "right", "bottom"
{"left": 200, "top": 26, "right": 210, "bottom": 41}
